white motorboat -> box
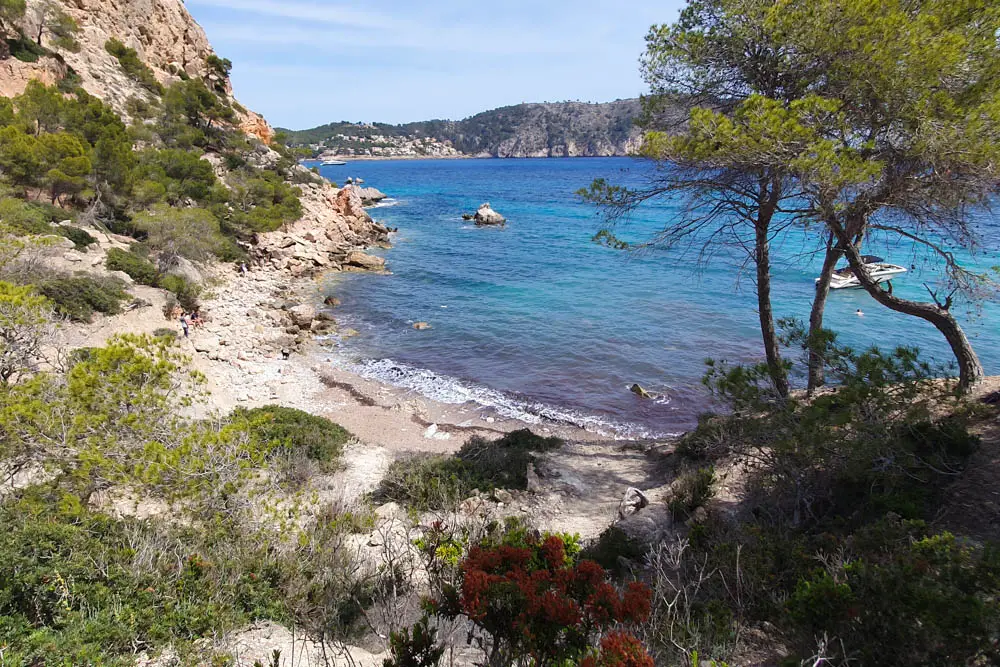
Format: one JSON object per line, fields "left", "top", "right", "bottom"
{"left": 321, "top": 159, "right": 347, "bottom": 166}
{"left": 818, "top": 255, "right": 908, "bottom": 290}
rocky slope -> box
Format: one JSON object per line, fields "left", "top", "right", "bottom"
{"left": 4, "top": 0, "right": 271, "bottom": 141}
{"left": 283, "top": 99, "right": 644, "bottom": 158}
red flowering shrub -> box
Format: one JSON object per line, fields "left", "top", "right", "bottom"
{"left": 433, "top": 534, "right": 653, "bottom": 667}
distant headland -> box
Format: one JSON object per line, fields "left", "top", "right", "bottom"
{"left": 279, "top": 99, "right": 645, "bottom": 159}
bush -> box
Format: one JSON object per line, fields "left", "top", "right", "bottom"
{"left": 37, "top": 275, "right": 128, "bottom": 322}
{"left": 234, "top": 405, "right": 351, "bottom": 469}
{"left": 7, "top": 36, "right": 50, "bottom": 63}
{"left": 156, "top": 273, "right": 200, "bottom": 311}
{"left": 427, "top": 534, "right": 654, "bottom": 667}
{"left": 105, "top": 247, "right": 158, "bottom": 285}
{"left": 373, "top": 454, "right": 473, "bottom": 511}
{"left": 57, "top": 225, "right": 96, "bottom": 250}
{"left": 667, "top": 467, "right": 716, "bottom": 520}
{"left": 373, "top": 429, "right": 563, "bottom": 510}
{"left": 458, "top": 428, "right": 563, "bottom": 490}
{"left": 0, "top": 488, "right": 290, "bottom": 666}
{"left": 152, "top": 327, "right": 178, "bottom": 341}
{"left": 105, "top": 38, "right": 164, "bottom": 95}
{"left": 786, "top": 523, "right": 1000, "bottom": 665}
{"left": 583, "top": 525, "right": 649, "bottom": 573}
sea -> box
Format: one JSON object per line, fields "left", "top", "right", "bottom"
{"left": 312, "top": 157, "right": 1000, "bottom": 439}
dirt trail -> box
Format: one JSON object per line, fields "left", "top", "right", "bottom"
{"left": 529, "top": 440, "right": 674, "bottom": 540}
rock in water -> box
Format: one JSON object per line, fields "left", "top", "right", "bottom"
{"left": 630, "top": 383, "right": 652, "bottom": 399}
{"left": 461, "top": 213, "right": 475, "bottom": 221}
{"left": 345, "top": 251, "right": 386, "bottom": 271}
{"left": 474, "top": 203, "right": 506, "bottom": 226}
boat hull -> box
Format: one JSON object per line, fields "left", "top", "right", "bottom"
{"left": 818, "top": 264, "right": 908, "bottom": 290}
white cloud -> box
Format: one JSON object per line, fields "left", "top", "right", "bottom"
{"left": 191, "top": 0, "right": 581, "bottom": 56}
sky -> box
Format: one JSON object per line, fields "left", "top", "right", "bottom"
{"left": 183, "top": 0, "right": 688, "bottom": 130}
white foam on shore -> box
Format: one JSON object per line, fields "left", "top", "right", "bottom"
{"left": 332, "top": 356, "right": 674, "bottom": 440}
{"left": 370, "top": 198, "right": 401, "bottom": 209}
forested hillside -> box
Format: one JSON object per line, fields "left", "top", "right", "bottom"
{"left": 281, "top": 99, "right": 644, "bottom": 158}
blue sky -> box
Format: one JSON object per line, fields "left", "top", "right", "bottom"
{"left": 184, "top": 0, "right": 687, "bottom": 130}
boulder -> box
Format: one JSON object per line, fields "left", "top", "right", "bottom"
{"left": 461, "top": 213, "right": 475, "bottom": 221}
{"left": 474, "top": 203, "right": 506, "bottom": 226}
{"left": 288, "top": 304, "right": 317, "bottom": 328}
{"left": 324, "top": 296, "right": 341, "bottom": 307}
{"left": 345, "top": 250, "right": 386, "bottom": 271}
{"left": 630, "top": 383, "right": 652, "bottom": 399}
{"left": 618, "top": 487, "right": 650, "bottom": 519}
{"left": 357, "top": 187, "right": 388, "bottom": 205}
{"left": 167, "top": 257, "right": 203, "bottom": 284}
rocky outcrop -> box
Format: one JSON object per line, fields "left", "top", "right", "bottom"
{"left": 240, "top": 110, "right": 275, "bottom": 145}
{"left": 0, "top": 56, "right": 66, "bottom": 97}
{"left": 254, "top": 185, "right": 390, "bottom": 276}
{"left": 356, "top": 187, "right": 387, "bottom": 205}
{"left": 7, "top": 0, "right": 273, "bottom": 140}
{"left": 474, "top": 203, "right": 506, "bottom": 226}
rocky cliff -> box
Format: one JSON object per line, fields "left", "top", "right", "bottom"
{"left": 282, "top": 99, "right": 644, "bottom": 159}
{"left": 3, "top": 0, "right": 267, "bottom": 135}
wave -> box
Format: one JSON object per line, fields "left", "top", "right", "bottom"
{"left": 370, "top": 198, "right": 401, "bottom": 209}
{"left": 330, "top": 356, "right": 675, "bottom": 440}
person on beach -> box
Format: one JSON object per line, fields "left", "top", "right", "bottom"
{"left": 191, "top": 310, "right": 203, "bottom": 328}
{"left": 240, "top": 262, "right": 248, "bottom": 277}
{"left": 180, "top": 313, "right": 190, "bottom": 338}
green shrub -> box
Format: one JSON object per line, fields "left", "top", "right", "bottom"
{"left": 106, "top": 247, "right": 158, "bottom": 285}
{"left": 0, "top": 488, "right": 290, "bottom": 666}
{"left": 152, "top": 327, "right": 178, "bottom": 341}
{"left": 105, "top": 38, "right": 163, "bottom": 95}
{"left": 37, "top": 275, "right": 128, "bottom": 322}
{"left": 786, "top": 523, "right": 1000, "bottom": 665}
{"left": 667, "top": 467, "right": 716, "bottom": 520}
{"left": 583, "top": 525, "right": 648, "bottom": 573}
{"left": 373, "top": 429, "right": 563, "bottom": 510}
{"left": 57, "top": 225, "right": 96, "bottom": 250}
{"left": 157, "top": 273, "right": 200, "bottom": 311}
{"left": 0, "top": 197, "right": 50, "bottom": 234}
{"left": 457, "top": 428, "right": 562, "bottom": 490}
{"left": 373, "top": 454, "right": 474, "bottom": 511}
{"left": 7, "top": 36, "right": 49, "bottom": 63}
{"left": 235, "top": 405, "right": 351, "bottom": 469}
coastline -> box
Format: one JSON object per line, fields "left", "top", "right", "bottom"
{"left": 64, "top": 251, "right": 607, "bottom": 501}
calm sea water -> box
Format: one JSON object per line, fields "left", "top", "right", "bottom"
{"left": 315, "top": 158, "right": 1000, "bottom": 438}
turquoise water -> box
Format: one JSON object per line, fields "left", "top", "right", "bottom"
{"left": 316, "top": 158, "right": 1000, "bottom": 437}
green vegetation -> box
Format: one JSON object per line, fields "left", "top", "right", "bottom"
{"left": 0, "top": 333, "right": 391, "bottom": 663}
{"left": 278, "top": 100, "right": 641, "bottom": 157}
{"left": 232, "top": 405, "right": 352, "bottom": 470}
{"left": 105, "top": 38, "right": 163, "bottom": 95}
{"left": 105, "top": 246, "right": 158, "bottom": 285}
{"left": 37, "top": 274, "right": 127, "bottom": 321}
{"left": 373, "top": 429, "right": 562, "bottom": 510}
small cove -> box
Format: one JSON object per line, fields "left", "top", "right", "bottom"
{"left": 318, "top": 157, "right": 1000, "bottom": 437}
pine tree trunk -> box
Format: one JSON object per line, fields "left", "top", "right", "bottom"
{"left": 836, "top": 227, "right": 985, "bottom": 391}
{"left": 807, "top": 236, "right": 841, "bottom": 394}
{"left": 756, "top": 212, "right": 790, "bottom": 398}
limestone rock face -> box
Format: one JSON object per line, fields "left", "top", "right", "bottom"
{"left": 0, "top": 56, "right": 65, "bottom": 97}
{"left": 254, "top": 183, "right": 390, "bottom": 276}
{"left": 356, "top": 187, "right": 387, "bottom": 205}
{"left": 6, "top": 0, "right": 272, "bottom": 140}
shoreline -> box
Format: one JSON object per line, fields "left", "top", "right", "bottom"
{"left": 66, "top": 258, "right": 607, "bottom": 464}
